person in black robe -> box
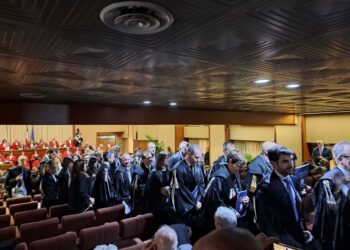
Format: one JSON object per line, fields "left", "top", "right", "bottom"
{"left": 169, "top": 144, "right": 205, "bottom": 225}
{"left": 115, "top": 153, "right": 134, "bottom": 212}
{"left": 312, "top": 141, "right": 350, "bottom": 250}
{"left": 334, "top": 181, "right": 350, "bottom": 250}
{"left": 168, "top": 141, "right": 189, "bottom": 169}
{"left": 92, "top": 151, "right": 116, "bottom": 209}
{"left": 146, "top": 152, "right": 175, "bottom": 226}
{"left": 57, "top": 157, "right": 73, "bottom": 204}
{"left": 256, "top": 145, "right": 315, "bottom": 249}
{"left": 85, "top": 154, "right": 100, "bottom": 196}
{"left": 29, "top": 167, "right": 41, "bottom": 195}
{"left": 207, "top": 140, "right": 235, "bottom": 180}
{"left": 131, "top": 151, "right": 152, "bottom": 215}
{"left": 5, "top": 156, "right": 31, "bottom": 198}
{"left": 201, "top": 149, "right": 248, "bottom": 235}
{"left": 41, "top": 160, "right": 60, "bottom": 209}
{"left": 68, "top": 160, "right": 90, "bottom": 214}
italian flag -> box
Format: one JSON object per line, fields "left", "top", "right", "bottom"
{"left": 25, "top": 126, "right": 29, "bottom": 146}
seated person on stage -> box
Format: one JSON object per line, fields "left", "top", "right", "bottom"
{"left": 26, "top": 139, "right": 36, "bottom": 149}
{"left": 11, "top": 139, "right": 21, "bottom": 150}
{"left": 49, "top": 137, "right": 60, "bottom": 148}
{"left": 6, "top": 152, "right": 17, "bottom": 166}
{"left": 36, "top": 139, "right": 44, "bottom": 148}
{"left": 65, "top": 137, "right": 73, "bottom": 148}
{"left": 30, "top": 151, "right": 41, "bottom": 168}
{"left": 5, "top": 155, "right": 31, "bottom": 198}
{"left": 0, "top": 139, "right": 9, "bottom": 150}
{"left": 0, "top": 153, "right": 5, "bottom": 163}
{"left": 311, "top": 140, "right": 332, "bottom": 172}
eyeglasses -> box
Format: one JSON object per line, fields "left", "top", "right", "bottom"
{"left": 340, "top": 154, "right": 350, "bottom": 159}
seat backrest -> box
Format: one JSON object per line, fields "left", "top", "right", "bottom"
{"left": 141, "top": 213, "right": 155, "bottom": 240}
{"left": 119, "top": 238, "right": 144, "bottom": 250}
{"left": 79, "top": 222, "right": 119, "bottom": 250}
{"left": 0, "top": 214, "right": 11, "bottom": 229}
{"left": 14, "top": 208, "right": 47, "bottom": 227}
{"left": 0, "top": 206, "right": 6, "bottom": 215}
{"left": 20, "top": 218, "right": 60, "bottom": 244}
{"left": 95, "top": 204, "right": 125, "bottom": 226}
{"left": 9, "top": 201, "right": 38, "bottom": 215}
{"left": 0, "top": 226, "right": 16, "bottom": 242}
{"left": 6, "top": 196, "right": 32, "bottom": 207}
{"left": 119, "top": 215, "right": 145, "bottom": 240}
{"left": 33, "top": 194, "right": 42, "bottom": 203}
{"left": 48, "top": 204, "right": 69, "bottom": 221}
{"left": 61, "top": 210, "right": 95, "bottom": 234}
{"left": 0, "top": 200, "right": 3, "bottom": 206}
{"left": 29, "top": 232, "right": 77, "bottom": 250}
{"left": 15, "top": 242, "right": 28, "bottom": 250}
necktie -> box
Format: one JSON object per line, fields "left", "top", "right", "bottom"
{"left": 283, "top": 176, "right": 299, "bottom": 221}
{"left": 127, "top": 167, "right": 132, "bottom": 183}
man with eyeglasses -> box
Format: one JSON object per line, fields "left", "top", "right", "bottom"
{"left": 313, "top": 141, "right": 350, "bottom": 250}
{"left": 256, "top": 145, "right": 315, "bottom": 249}
{"left": 169, "top": 144, "right": 205, "bottom": 225}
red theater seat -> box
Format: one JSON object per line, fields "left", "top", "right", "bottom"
{"left": 78, "top": 222, "right": 119, "bottom": 250}
{"left": 0, "top": 206, "right": 6, "bottom": 215}
{"left": 119, "top": 215, "right": 145, "bottom": 240}
{"left": 14, "top": 208, "right": 47, "bottom": 227}
{"left": 48, "top": 204, "right": 69, "bottom": 221}
{"left": 33, "top": 194, "right": 42, "bottom": 203}
{"left": 95, "top": 204, "right": 125, "bottom": 225}
{"left": 6, "top": 196, "right": 32, "bottom": 207}
{"left": 0, "top": 214, "right": 11, "bottom": 229}
{"left": 119, "top": 238, "right": 144, "bottom": 250}
{"left": 29, "top": 232, "right": 77, "bottom": 250}
{"left": 9, "top": 201, "right": 38, "bottom": 215}
{"left": 15, "top": 242, "right": 28, "bottom": 250}
{"left": 20, "top": 218, "right": 60, "bottom": 244}
{"left": 0, "top": 226, "right": 16, "bottom": 242}
{"left": 61, "top": 210, "right": 95, "bottom": 234}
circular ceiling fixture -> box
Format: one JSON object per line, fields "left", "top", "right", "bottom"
{"left": 100, "top": 1, "right": 174, "bottom": 35}
{"left": 19, "top": 93, "right": 46, "bottom": 99}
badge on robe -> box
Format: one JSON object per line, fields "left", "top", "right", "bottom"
{"left": 229, "top": 188, "right": 237, "bottom": 200}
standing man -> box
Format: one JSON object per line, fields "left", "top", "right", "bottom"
{"left": 311, "top": 140, "right": 333, "bottom": 171}
{"left": 170, "top": 144, "right": 204, "bottom": 224}
{"left": 169, "top": 141, "right": 190, "bottom": 169}
{"left": 5, "top": 155, "right": 31, "bottom": 197}
{"left": 313, "top": 141, "right": 350, "bottom": 249}
{"left": 133, "top": 147, "right": 143, "bottom": 168}
{"left": 92, "top": 151, "right": 116, "bottom": 209}
{"left": 207, "top": 141, "right": 235, "bottom": 180}
{"left": 256, "top": 146, "right": 314, "bottom": 249}
{"left": 148, "top": 142, "right": 157, "bottom": 169}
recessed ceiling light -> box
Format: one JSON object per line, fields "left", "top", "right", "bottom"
{"left": 286, "top": 84, "right": 300, "bottom": 89}
{"left": 143, "top": 100, "right": 151, "bottom": 105}
{"left": 19, "top": 93, "right": 46, "bottom": 99}
{"left": 169, "top": 102, "right": 177, "bottom": 106}
{"left": 254, "top": 79, "right": 270, "bottom": 84}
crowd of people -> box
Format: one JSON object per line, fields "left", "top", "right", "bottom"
{"left": 2, "top": 139, "right": 350, "bottom": 250}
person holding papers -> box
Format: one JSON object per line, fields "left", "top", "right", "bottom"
{"left": 256, "top": 145, "right": 316, "bottom": 249}
{"left": 200, "top": 149, "right": 248, "bottom": 235}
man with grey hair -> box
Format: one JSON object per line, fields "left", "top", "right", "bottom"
{"left": 313, "top": 141, "right": 350, "bottom": 250}
{"left": 154, "top": 225, "right": 178, "bottom": 250}
{"left": 170, "top": 144, "right": 205, "bottom": 224}
{"left": 214, "top": 206, "right": 238, "bottom": 229}
{"left": 148, "top": 142, "right": 157, "bottom": 168}
{"left": 169, "top": 141, "right": 190, "bottom": 169}
{"left": 115, "top": 153, "right": 134, "bottom": 212}
{"left": 207, "top": 140, "right": 235, "bottom": 180}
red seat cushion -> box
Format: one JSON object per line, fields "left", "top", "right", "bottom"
{"left": 48, "top": 204, "right": 69, "bottom": 221}
{"left": 79, "top": 222, "right": 119, "bottom": 250}
{"left": 20, "top": 218, "right": 60, "bottom": 244}
{"left": 0, "top": 214, "right": 11, "bottom": 229}
{"left": 0, "top": 226, "right": 16, "bottom": 242}
{"left": 120, "top": 215, "right": 145, "bottom": 240}
{"left": 14, "top": 208, "right": 47, "bottom": 227}
{"left": 6, "top": 196, "right": 32, "bottom": 207}
{"left": 9, "top": 201, "right": 38, "bottom": 215}
{"left": 29, "top": 232, "right": 77, "bottom": 250}
{"left": 61, "top": 210, "right": 95, "bottom": 234}
{"left": 0, "top": 206, "right": 6, "bottom": 215}
{"left": 95, "top": 204, "right": 125, "bottom": 225}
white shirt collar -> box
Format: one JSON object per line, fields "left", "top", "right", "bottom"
{"left": 274, "top": 170, "right": 287, "bottom": 180}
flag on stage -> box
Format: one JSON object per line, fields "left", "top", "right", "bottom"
{"left": 25, "top": 126, "right": 29, "bottom": 146}
{"left": 31, "top": 126, "right": 35, "bottom": 141}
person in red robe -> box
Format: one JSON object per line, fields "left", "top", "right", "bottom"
{"left": 62, "top": 148, "right": 72, "bottom": 159}
{"left": 65, "top": 137, "right": 73, "bottom": 148}
{"left": 25, "top": 139, "right": 36, "bottom": 149}
{"left": 11, "top": 140, "right": 21, "bottom": 150}
{"left": 49, "top": 138, "right": 60, "bottom": 148}
{"left": 0, "top": 139, "right": 8, "bottom": 150}
{"left": 0, "top": 153, "right": 5, "bottom": 163}
{"left": 36, "top": 139, "right": 44, "bottom": 149}
{"left": 6, "top": 152, "right": 17, "bottom": 166}
{"left": 30, "top": 150, "right": 41, "bottom": 168}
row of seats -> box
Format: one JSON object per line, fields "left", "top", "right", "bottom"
{"left": 1, "top": 209, "right": 154, "bottom": 247}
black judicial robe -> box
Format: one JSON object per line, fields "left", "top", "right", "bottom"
{"left": 245, "top": 154, "right": 272, "bottom": 192}
{"left": 115, "top": 165, "right": 133, "bottom": 204}
{"left": 92, "top": 163, "right": 115, "bottom": 209}
{"left": 207, "top": 155, "right": 226, "bottom": 180}
{"left": 312, "top": 166, "right": 346, "bottom": 249}
{"left": 169, "top": 151, "right": 184, "bottom": 169}
{"left": 68, "top": 172, "right": 90, "bottom": 214}
{"left": 256, "top": 171, "right": 306, "bottom": 248}
{"left": 170, "top": 160, "right": 205, "bottom": 218}
{"left": 334, "top": 189, "right": 350, "bottom": 250}
{"left": 201, "top": 165, "right": 243, "bottom": 233}
{"left": 41, "top": 173, "right": 60, "bottom": 209}
{"left": 131, "top": 163, "right": 150, "bottom": 214}
{"left": 57, "top": 168, "right": 69, "bottom": 204}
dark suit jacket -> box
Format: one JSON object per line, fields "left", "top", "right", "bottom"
{"left": 256, "top": 171, "right": 306, "bottom": 248}
{"left": 169, "top": 151, "right": 185, "bottom": 169}
{"left": 5, "top": 166, "right": 31, "bottom": 198}
{"left": 312, "top": 147, "right": 333, "bottom": 162}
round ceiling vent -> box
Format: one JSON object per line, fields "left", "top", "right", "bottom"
{"left": 100, "top": 1, "right": 174, "bottom": 35}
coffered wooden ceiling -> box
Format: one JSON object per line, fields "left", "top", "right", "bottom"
{"left": 1, "top": 0, "right": 350, "bottom": 114}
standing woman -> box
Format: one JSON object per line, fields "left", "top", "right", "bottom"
{"left": 68, "top": 160, "right": 90, "bottom": 214}
{"left": 41, "top": 160, "right": 60, "bottom": 209}
{"left": 57, "top": 157, "right": 73, "bottom": 204}
{"left": 146, "top": 152, "right": 175, "bottom": 226}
